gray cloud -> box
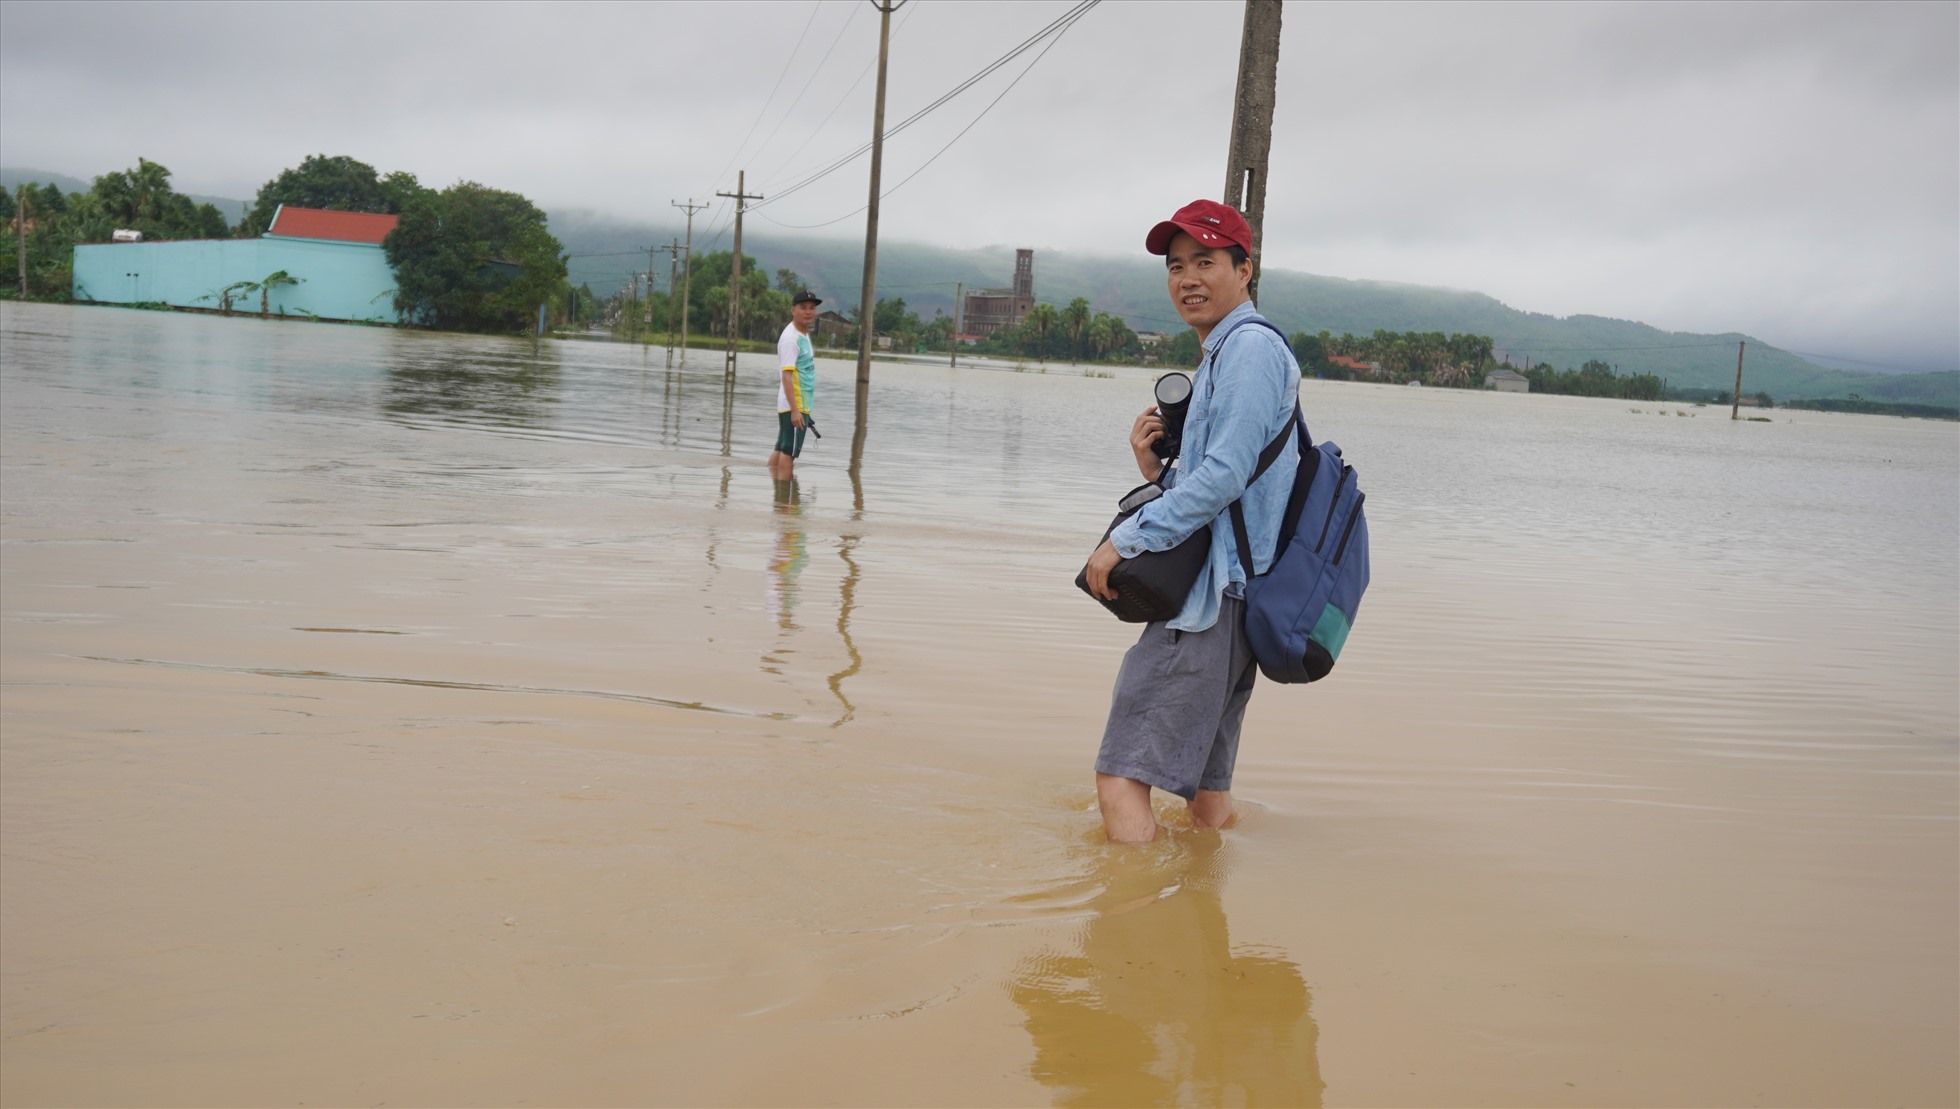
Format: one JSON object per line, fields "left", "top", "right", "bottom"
{"left": 2, "top": 0, "right": 1952, "bottom": 370}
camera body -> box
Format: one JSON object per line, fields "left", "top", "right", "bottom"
{"left": 1150, "top": 372, "right": 1193, "bottom": 462}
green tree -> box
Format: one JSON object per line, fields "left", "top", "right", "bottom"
{"left": 64, "top": 159, "right": 230, "bottom": 242}
{"left": 873, "top": 295, "right": 910, "bottom": 334}
{"left": 245, "top": 154, "right": 397, "bottom": 236}
{"left": 1289, "top": 330, "right": 1327, "bottom": 376}
{"left": 1021, "top": 302, "right": 1058, "bottom": 359}
{"left": 385, "top": 181, "right": 568, "bottom": 333}
{"left": 1062, "top": 297, "right": 1090, "bottom": 360}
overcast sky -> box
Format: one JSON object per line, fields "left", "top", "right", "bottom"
{"left": 3, "top": 0, "right": 1954, "bottom": 371}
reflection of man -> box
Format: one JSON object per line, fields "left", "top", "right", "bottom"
{"left": 769, "top": 290, "right": 823, "bottom": 480}
{"left": 1083, "top": 201, "right": 1300, "bottom": 842}
{"left": 1011, "top": 837, "right": 1322, "bottom": 1106}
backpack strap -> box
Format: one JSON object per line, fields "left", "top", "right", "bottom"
{"left": 1200, "top": 313, "right": 1307, "bottom": 583}
{"left": 1228, "top": 404, "right": 1305, "bottom": 581}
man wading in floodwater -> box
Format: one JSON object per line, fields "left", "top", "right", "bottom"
{"left": 1082, "top": 200, "right": 1300, "bottom": 843}
{"left": 769, "top": 290, "right": 823, "bottom": 480}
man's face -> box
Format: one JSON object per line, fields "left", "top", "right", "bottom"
{"left": 792, "top": 301, "right": 818, "bottom": 330}
{"left": 1164, "top": 231, "right": 1252, "bottom": 335}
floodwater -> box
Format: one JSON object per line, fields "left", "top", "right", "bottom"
{"left": 1, "top": 300, "right": 1954, "bottom": 1108}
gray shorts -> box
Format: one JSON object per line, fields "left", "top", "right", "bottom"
{"left": 1095, "top": 594, "right": 1258, "bottom": 801}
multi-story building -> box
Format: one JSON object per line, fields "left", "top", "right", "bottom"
{"left": 959, "top": 248, "right": 1033, "bottom": 338}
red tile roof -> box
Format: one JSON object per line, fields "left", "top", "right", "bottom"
{"left": 266, "top": 206, "right": 399, "bottom": 245}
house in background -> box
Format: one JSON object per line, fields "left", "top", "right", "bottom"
{"left": 1326, "top": 354, "right": 1383, "bottom": 379}
{"left": 1484, "top": 367, "right": 1530, "bottom": 393}
{"left": 72, "top": 205, "right": 403, "bottom": 323}
{"left": 812, "top": 309, "right": 855, "bottom": 348}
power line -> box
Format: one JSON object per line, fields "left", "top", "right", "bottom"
{"left": 1775, "top": 349, "right": 1951, "bottom": 374}
{"left": 755, "top": 2, "right": 1091, "bottom": 230}
{"left": 707, "top": 0, "right": 826, "bottom": 193}
{"left": 752, "top": 0, "right": 1099, "bottom": 212}
{"left": 746, "top": 3, "right": 863, "bottom": 183}
{"left": 755, "top": 2, "right": 919, "bottom": 189}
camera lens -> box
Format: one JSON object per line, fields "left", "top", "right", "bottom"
{"left": 1154, "top": 373, "right": 1192, "bottom": 408}
{"left": 1151, "top": 372, "right": 1193, "bottom": 462}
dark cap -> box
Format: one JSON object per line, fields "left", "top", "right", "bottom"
{"left": 792, "top": 290, "right": 823, "bottom": 306}
{"left": 1145, "top": 199, "right": 1254, "bottom": 256}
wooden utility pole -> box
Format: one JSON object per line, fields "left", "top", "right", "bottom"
{"left": 671, "top": 197, "right": 708, "bottom": 358}
{"left": 856, "top": 0, "right": 904, "bottom": 405}
{"left": 1731, "top": 341, "right": 1746, "bottom": 420}
{"left": 717, "top": 171, "right": 763, "bottom": 374}
{"left": 950, "top": 281, "right": 962, "bottom": 368}
{"left": 1223, "top": 0, "right": 1282, "bottom": 304}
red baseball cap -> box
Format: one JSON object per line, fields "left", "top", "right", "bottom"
{"left": 1146, "top": 199, "right": 1253, "bottom": 255}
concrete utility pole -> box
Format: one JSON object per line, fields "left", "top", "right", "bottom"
{"left": 642, "top": 244, "right": 661, "bottom": 332}
{"left": 950, "top": 281, "right": 962, "bottom": 368}
{"left": 856, "top": 0, "right": 905, "bottom": 405}
{"left": 671, "top": 197, "right": 708, "bottom": 359}
{"left": 16, "top": 187, "right": 28, "bottom": 298}
{"left": 1223, "top": 0, "right": 1282, "bottom": 304}
{"left": 1731, "top": 341, "right": 1746, "bottom": 420}
{"left": 658, "top": 240, "right": 681, "bottom": 354}
{"left": 717, "top": 171, "right": 763, "bottom": 375}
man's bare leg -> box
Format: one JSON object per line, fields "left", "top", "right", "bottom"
{"left": 1096, "top": 773, "right": 1158, "bottom": 843}
{"left": 1188, "top": 789, "right": 1236, "bottom": 829}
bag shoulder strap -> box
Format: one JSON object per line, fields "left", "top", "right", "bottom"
{"left": 1203, "top": 313, "right": 1307, "bottom": 581}
{"left": 1228, "top": 404, "right": 1305, "bottom": 581}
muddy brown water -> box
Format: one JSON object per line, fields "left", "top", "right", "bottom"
{"left": 2, "top": 302, "right": 1954, "bottom": 1107}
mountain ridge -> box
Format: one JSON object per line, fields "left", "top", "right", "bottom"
{"left": 6, "top": 165, "right": 1948, "bottom": 405}
{"left": 550, "top": 210, "right": 1954, "bottom": 405}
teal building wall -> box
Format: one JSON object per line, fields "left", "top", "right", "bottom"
{"left": 72, "top": 236, "right": 401, "bottom": 323}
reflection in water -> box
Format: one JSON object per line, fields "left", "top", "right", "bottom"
{"left": 762, "top": 476, "right": 862, "bottom": 724}
{"left": 660, "top": 359, "right": 685, "bottom": 448}
{"left": 381, "top": 340, "right": 561, "bottom": 428}
{"left": 762, "top": 479, "right": 809, "bottom": 675}
{"left": 719, "top": 368, "right": 736, "bottom": 457}
{"left": 1012, "top": 835, "right": 1323, "bottom": 1107}
{"left": 827, "top": 535, "right": 862, "bottom": 727}
{"left": 848, "top": 400, "right": 868, "bottom": 520}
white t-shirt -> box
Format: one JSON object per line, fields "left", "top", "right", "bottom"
{"left": 777, "top": 324, "right": 816, "bottom": 413}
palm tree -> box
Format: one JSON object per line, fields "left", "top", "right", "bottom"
{"left": 1087, "top": 313, "right": 1117, "bottom": 361}
{"left": 1023, "top": 302, "right": 1058, "bottom": 360}
{"left": 1063, "top": 297, "right": 1090, "bottom": 361}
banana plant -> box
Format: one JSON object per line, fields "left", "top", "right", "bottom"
{"left": 256, "top": 270, "right": 300, "bottom": 318}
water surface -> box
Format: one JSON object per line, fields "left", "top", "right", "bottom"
{"left": 3, "top": 302, "right": 1954, "bottom": 1106}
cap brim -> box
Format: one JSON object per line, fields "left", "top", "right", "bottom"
{"left": 1145, "top": 219, "right": 1237, "bottom": 255}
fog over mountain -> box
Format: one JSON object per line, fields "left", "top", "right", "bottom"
{"left": 3, "top": 1, "right": 1952, "bottom": 372}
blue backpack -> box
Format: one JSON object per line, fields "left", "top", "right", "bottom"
{"left": 1224, "top": 322, "right": 1371, "bottom": 683}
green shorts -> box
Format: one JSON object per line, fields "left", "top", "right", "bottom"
{"left": 775, "top": 411, "right": 808, "bottom": 457}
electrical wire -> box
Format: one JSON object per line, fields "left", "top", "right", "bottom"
{"left": 745, "top": 4, "right": 862, "bottom": 183}
{"left": 751, "top": 0, "right": 1098, "bottom": 212}
{"left": 1775, "top": 349, "right": 1951, "bottom": 374}
{"left": 707, "top": 0, "right": 826, "bottom": 193}
{"left": 755, "top": 1, "right": 917, "bottom": 187}
{"left": 756, "top": 3, "right": 1088, "bottom": 230}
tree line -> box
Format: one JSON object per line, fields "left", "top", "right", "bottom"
{"left": 1283, "top": 328, "right": 1669, "bottom": 399}
{"left": 4, "top": 154, "right": 569, "bottom": 334}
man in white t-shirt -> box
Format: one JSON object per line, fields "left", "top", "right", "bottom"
{"left": 770, "top": 290, "right": 822, "bottom": 480}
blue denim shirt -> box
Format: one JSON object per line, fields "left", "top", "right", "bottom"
{"left": 1110, "top": 300, "right": 1299, "bottom": 632}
